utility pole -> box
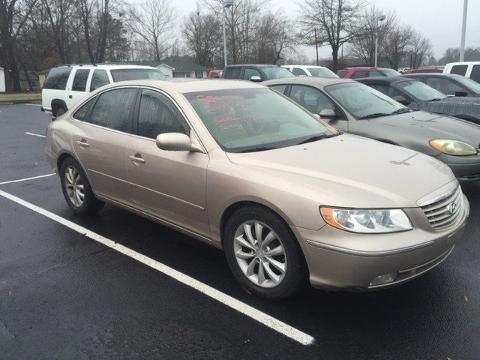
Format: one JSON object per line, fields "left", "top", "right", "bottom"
{"left": 223, "top": 0, "right": 234, "bottom": 68}
{"left": 314, "top": 28, "right": 319, "bottom": 66}
{"left": 374, "top": 15, "right": 386, "bottom": 67}
{"left": 460, "top": 0, "right": 468, "bottom": 61}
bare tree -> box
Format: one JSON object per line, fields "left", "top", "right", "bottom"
{"left": 184, "top": 9, "right": 222, "bottom": 67}
{"left": 348, "top": 6, "right": 397, "bottom": 66}
{"left": 408, "top": 31, "right": 433, "bottom": 68}
{"left": 128, "top": 0, "right": 175, "bottom": 61}
{"left": 381, "top": 23, "right": 413, "bottom": 70}
{"left": 298, "top": 0, "right": 364, "bottom": 70}
{"left": 0, "top": 0, "right": 38, "bottom": 91}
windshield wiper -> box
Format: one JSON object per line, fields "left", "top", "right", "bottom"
{"left": 390, "top": 108, "right": 411, "bottom": 115}
{"left": 428, "top": 98, "right": 444, "bottom": 102}
{"left": 237, "top": 146, "right": 276, "bottom": 153}
{"left": 296, "top": 132, "right": 341, "bottom": 145}
{"left": 359, "top": 113, "right": 391, "bottom": 119}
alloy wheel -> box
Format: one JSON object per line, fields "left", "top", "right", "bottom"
{"left": 64, "top": 166, "right": 85, "bottom": 208}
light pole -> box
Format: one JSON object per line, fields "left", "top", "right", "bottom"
{"left": 460, "top": 0, "right": 468, "bottom": 61}
{"left": 374, "top": 15, "right": 386, "bottom": 67}
{"left": 223, "top": 0, "right": 234, "bottom": 68}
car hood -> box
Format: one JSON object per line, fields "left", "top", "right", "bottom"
{"left": 226, "top": 134, "right": 456, "bottom": 208}
{"left": 372, "top": 111, "right": 480, "bottom": 144}
{"left": 413, "top": 97, "right": 480, "bottom": 123}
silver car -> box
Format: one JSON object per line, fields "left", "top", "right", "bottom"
{"left": 46, "top": 80, "right": 469, "bottom": 299}
{"left": 264, "top": 77, "right": 480, "bottom": 182}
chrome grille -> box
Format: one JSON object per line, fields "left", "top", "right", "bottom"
{"left": 421, "top": 186, "right": 463, "bottom": 230}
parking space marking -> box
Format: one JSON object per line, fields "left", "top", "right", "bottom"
{"left": 0, "top": 173, "right": 55, "bottom": 186}
{"left": 0, "top": 189, "right": 315, "bottom": 346}
{"left": 23, "top": 104, "right": 42, "bottom": 107}
{"left": 25, "top": 132, "right": 46, "bottom": 138}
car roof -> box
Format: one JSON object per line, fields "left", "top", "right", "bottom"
{"left": 446, "top": 61, "right": 480, "bottom": 66}
{"left": 404, "top": 73, "right": 465, "bottom": 79}
{"left": 263, "top": 77, "right": 354, "bottom": 88}
{"left": 282, "top": 65, "right": 327, "bottom": 68}
{"left": 341, "top": 67, "right": 390, "bottom": 71}
{"left": 52, "top": 64, "right": 160, "bottom": 70}
{"left": 225, "top": 64, "right": 279, "bottom": 68}
{"left": 98, "top": 79, "right": 266, "bottom": 94}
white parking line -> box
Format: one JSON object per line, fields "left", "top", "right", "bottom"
{"left": 23, "top": 103, "right": 42, "bottom": 107}
{"left": 0, "top": 189, "right": 315, "bottom": 346}
{"left": 0, "top": 173, "right": 55, "bottom": 186}
{"left": 25, "top": 132, "right": 46, "bottom": 138}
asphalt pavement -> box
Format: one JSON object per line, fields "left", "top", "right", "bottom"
{"left": 0, "top": 104, "right": 479, "bottom": 360}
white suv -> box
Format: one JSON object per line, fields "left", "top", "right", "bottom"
{"left": 281, "top": 65, "right": 338, "bottom": 78}
{"left": 443, "top": 62, "right": 480, "bottom": 84}
{"left": 41, "top": 64, "right": 166, "bottom": 117}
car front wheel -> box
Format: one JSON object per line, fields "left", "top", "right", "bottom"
{"left": 224, "top": 206, "right": 307, "bottom": 300}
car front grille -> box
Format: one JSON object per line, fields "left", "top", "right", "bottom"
{"left": 421, "top": 185, "right": 464, "bottom": 230}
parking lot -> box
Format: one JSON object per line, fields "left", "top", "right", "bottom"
{"left": 0, "top": 104, "right": 479, "bottom": 359}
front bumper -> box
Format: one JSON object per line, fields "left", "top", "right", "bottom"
{"left": 295, "top": 196, "right": 469, "bottom": 290}
{"left": 437, "top": 153, "right": 480, "bottom": 182}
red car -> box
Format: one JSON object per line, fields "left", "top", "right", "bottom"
{"left": 406, "top": 66, "right": 444, "bottom": 74}
{"left": 337, "top": 67, "right": 401, "bottom": 79}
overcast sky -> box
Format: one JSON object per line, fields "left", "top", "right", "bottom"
{"left": 174, "top": 0, "right": 480, "bottom": 60}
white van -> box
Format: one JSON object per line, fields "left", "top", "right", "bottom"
{"left": 443, "top": 62, "right": 480, "bottom": 83}
{"left": 41, "top": 64, "right": 166, "bottom": 117}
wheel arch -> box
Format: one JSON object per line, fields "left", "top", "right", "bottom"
{"left": 51, "top": 99, "right": 68, "bottom": 116}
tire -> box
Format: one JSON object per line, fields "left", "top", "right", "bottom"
{"left": 224, "top": 206, "right": 308, "bottom": 300}
{"left": 53, "top": 104, "right": 66, "bottom": 118}
{"left": 59, "top": 157, "right": 104, "bottom": 216}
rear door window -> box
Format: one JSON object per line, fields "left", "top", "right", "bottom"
{"left": 292, "top": 68, "right": 308, "bottom": 76}
{"left": 90, "top": 70, "right": 110, "bottom": 91}
{"left": 88, "top": 88, "right": 137, "bottom": 132}
{"left": 224, "top": 67, "right": 242, "bottom": 79}
{"left": 270, "top": 84, "right": 287, "bottom": 94}
{"left": 243, "top": 68, "right": 261, "bottom": 80}
{"left": 73, "top": 98, "right": 97, "bottom": 121}
{"left": 71, "top": 69, "right": 90, "bottom": 92}
{"left": 470, "top": 65, "right": 480, "bottom": 83}
{"left": 451, "top": 65, "right": 468, "bottom": 76}
{"left": 43, "top": 67, "right": 72, "bottom": 90}
{"left": 289, "top": 85, "right": 337, "bottom": 114}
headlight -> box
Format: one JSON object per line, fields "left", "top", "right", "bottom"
{"left": 430, "top": 139, "right": 477, "bottom": 156}
{"left": 320, "top": 208, "right": 413, "bottom": 233}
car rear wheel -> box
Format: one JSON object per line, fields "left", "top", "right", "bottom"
{"left": 59, "top": 157, "right": 104, "bottom": 215}
{"left": 224, "top": 206, "right": 308, "bottom": 300}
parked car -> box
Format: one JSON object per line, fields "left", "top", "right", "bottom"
{"left": 208, "top": 70, "right": 223, "bottom": 78}
{"left": 406, "top": 66, "right": 444, "bottom": 74}
{"left": 337, "top": 67, "right": 401, "bottom": 79}
{"left": 404, "top": 73, "right": 480, "bottom": 97}
{"left": 222, "top": 64, "right": 295, "bottom": 82}
{"left": 46, "top": 79, "right": 469, "bottom": 299}
{"left": 444, "top": 62, "right": 480, "bottom": 83}
{"left": 281, "top": 65, "right": 338, "bottom": 78}
{"left": 41, "top": 64, "right": 166, "bottom": 117}
{"left": 357, "top": 76, "right": 480, "bottom": 125}
{"left": 264, "top": 77, "right": 480, "bottom": 181}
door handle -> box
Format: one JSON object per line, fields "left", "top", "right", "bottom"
{"left": 69, "top": 95, "right": 73, "bottom": 99}
{"left": 129, "top": 154, "right": 145, "bottom": 164}
{"left": 76, "top": 139, "right": 90, "bottom": 148}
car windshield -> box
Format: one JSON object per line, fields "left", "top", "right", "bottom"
{"left": 110, "top": 68, "right": 165, "bottom": 82}
{"left": 395, "top": 80, "right": 446, "bottom": 101}
{"left": 307, "top": 67, "right": 338, "bottom": 78}
{"left": 381, "top": 69, "right": 402, "bottom": 77}
{"left": 185, "top": 88, "right": 334, "bottom": 152}
{"left": 325, "top": 82, "right": 407, "bottom": 119}
{"left": 262, "top": 67, "right": 296, "bottom": 80}
{"left": 456, "top": 76, "right": 480, "bottom": 94}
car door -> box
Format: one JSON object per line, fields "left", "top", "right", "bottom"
{"left": 67, "top": 68, "right": 91, "bottom": 109}
{"left": 287, "top": 85, "right": 349, "bottom": 131}
{"left": 126, "top": 88, "right": 209, "bottom": 236}
{"left": 71, "top": 87, "right": 138, "bottom": 204}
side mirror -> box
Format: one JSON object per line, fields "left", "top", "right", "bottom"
{"left": 250, "top": 75, "right": 262, "bottom": 82}
{"left": 455, "top": 91, "right": 468, "bottom": 97}
{"left": 156, "top": 133, "right": 201, "bottom": 152}
{"left": 393, "top": 95, "right": 410, "bottom": 105}
{"left": 319, "top": 109, "right": 336, "bottom": 119}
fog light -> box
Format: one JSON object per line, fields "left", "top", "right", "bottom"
{"left": 369, "top": 273, "right": 397, "bottom": 287}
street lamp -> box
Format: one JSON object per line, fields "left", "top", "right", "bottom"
{"left": 374, "top": 15, "right": 386, "bottom": 67}
{"left": 223, "top": 0, "right": 234, "bottom": 68}
{"left": 460, "top": 0, "right": 468, "bottom": 61}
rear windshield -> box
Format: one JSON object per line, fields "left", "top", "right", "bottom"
{"left": 262, "top": 67, "right": 296, "bottom": 80}
{"left": 43, "top": 67, "right": 72, "bottom": 90}
{"left": 110, "top": 69, "right": 165, "bottom": 82}
{"left": 307, "top": 67, "right": 338, "bottom": 78}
